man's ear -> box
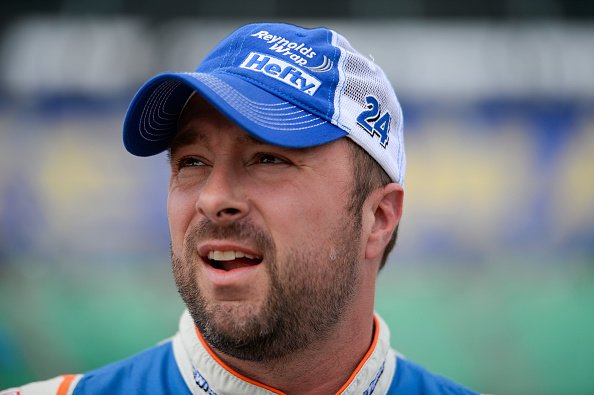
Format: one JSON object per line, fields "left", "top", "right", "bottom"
{"left": 364, "top": 183, "right": 404, "bottom": 261}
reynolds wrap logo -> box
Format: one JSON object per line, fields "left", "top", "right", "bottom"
{"left": 251, "top": 30, "right": 316, "bottom": 66}
{"left": 240, "top": 52, "right": 322, "bottom": 96}
{"left": 250, "top": 30, "right": 334, "bottom": 73}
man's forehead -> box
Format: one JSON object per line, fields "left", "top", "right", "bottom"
{"left": 172, "top": 96, "right": 269, "bottom": 153}
{"left": 172, "top": 124, "right": 263, "bottom": 149}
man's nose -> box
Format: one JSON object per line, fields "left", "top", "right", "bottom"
{"left": 195, "top": 165, "right": 249, "bottom": 225}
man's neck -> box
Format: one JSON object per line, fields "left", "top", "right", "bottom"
{"left": 202, "top": 311, "right": 376, "bottom": 395}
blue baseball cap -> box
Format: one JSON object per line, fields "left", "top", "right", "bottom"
{"left": 123, "top": 22, "right": 405, "bottom": 185}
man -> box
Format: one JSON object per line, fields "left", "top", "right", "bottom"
{"left": 3, "top": 23, "right": 481, "bottom": 394}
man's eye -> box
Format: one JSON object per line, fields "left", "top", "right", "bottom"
{"left": 177, "top": 157, "right": 206, "bottom": 169}
{"left": 256, "top": 153, "right": 287, "bottom": 165}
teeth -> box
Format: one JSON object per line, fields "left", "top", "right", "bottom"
{"left": 207, "top": 250, "right": 259, "bottom": 261}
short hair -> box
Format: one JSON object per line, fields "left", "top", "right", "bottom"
{"left": 346, "top": 140, "right": 398, "bottom": 271}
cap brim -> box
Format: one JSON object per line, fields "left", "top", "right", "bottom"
{"left": 123, "top": 72, "right": 348, "bottom": 156}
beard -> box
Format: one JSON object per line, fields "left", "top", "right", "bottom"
{"left": 171, "top": 216, "right": 361, "bottom": 362}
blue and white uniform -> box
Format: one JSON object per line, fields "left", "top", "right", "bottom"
{"left": 2, "top": 311, "right": 479, "bottom": 395}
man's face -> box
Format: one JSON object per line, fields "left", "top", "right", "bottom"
{"left": 168, "top": 96, "right": 365, "bottom": 361}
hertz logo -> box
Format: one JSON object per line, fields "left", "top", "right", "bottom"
{"left": 240, "top": 52, "right": 322, "bottom": 96}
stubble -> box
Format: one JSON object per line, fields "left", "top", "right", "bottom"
{"left": 171, "top": 217, "right": 361, "bottom": 362}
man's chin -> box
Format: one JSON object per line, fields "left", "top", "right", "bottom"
{"left": 193, "top": 302, "right": 286, "bottom": 361}
{"left": 212, "top": 301, "right": 265, "bottom": 329}
{"left": 197, "top": 300, "right": 272, "bottom": 339}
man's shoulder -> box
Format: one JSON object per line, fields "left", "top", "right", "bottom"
{"left": 1, "top": 340, "right": 190, "bottom": 395}
{"left": 73, "top": 339, "right": 190, "bottom": 394}
{"left": 387, "top": 355, "right": 479, "bottom": 395}
{"left": 1, "top": 375, "right": 81, "bottom": 395}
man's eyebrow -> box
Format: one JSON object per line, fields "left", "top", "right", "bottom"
{"left": 168, "top": 128, "right": 201, "bottom": 165}
{"left": 169, "top": 127, "right": 207, "bottom": 157}
{"left": 169, "top": 128, "right": 272, "bottom": 164}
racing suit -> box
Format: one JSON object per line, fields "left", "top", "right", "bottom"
{"left": 2, "top": 310, "right": 479, "bottom": 395}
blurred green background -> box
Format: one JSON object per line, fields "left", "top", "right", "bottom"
{"left": 1, "top": 2, "right": 594, "bottom": 394}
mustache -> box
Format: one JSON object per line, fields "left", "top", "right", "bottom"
{"left": 185, "top": 219, "right": 275, "bottom": 257}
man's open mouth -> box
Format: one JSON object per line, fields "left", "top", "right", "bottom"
{"left": 205, "top": 250, "right": 263, "bottom": 271}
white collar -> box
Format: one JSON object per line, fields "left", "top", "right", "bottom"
{"left": 172, "top": 310, "right": 396, "bottom": 395}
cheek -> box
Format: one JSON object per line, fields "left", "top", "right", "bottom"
{"left": 260, "top": 191, "right": 345, "bottom": 251}
{"left": 167, "top": 189, "right": 195, "bottom": 253}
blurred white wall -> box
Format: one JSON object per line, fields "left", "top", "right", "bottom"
{"left": 2, "top": 18, "right": 594, "bottom": 100}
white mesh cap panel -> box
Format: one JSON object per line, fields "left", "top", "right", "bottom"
{"left": 331, "top": 31, "right": 406, "bottom": 186}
